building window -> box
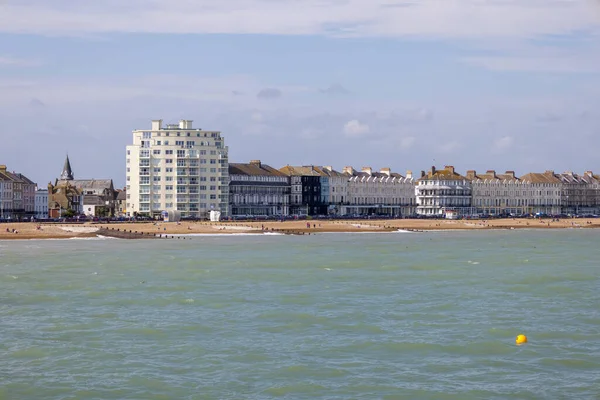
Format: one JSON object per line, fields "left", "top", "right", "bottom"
{"left": 143, "top": 132, "right": 151, "bottom": 139}
{"left": 153, "top": 149, "right": 161, "bottom": 155}
{"left": 166, "top": 159, "right": 173, "bottom": 164}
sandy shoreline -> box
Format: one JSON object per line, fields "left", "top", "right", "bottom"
{"left": 0, "top": 218, "right": 598, "bottom": 240}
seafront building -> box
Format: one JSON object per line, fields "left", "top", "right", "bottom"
{"left": 415, "top": 166, "right": 473, "bottom": 217}
{"left": 0, "top": 164, "right": 36, "bottom": 220}
{"left": 468, "top": 170, "right": 526, "bottom": 216}
{"left": 343, "top": 167, "right": 416, "bottom": 217}
{"left": 279, "top": 165, "right": 326, "bottom": 216}
{"left": 115, "top": 189, "right": 126, "bottom": 216}
{"left": 558, "top": 171, "right": 600, "bottom": 215}
{"left": 126, "top": 119, "right": 229, "bottom": 219}
{"left": 34, "top": 188, "right": 49, "bottom": 219}
{"left": 517, "top": 171, "right": 563, "bottom": 216}
{"left": 48, "top": 156, "right": 116, "bottom": 218}
{"left": 229, "top": 160, "right": 290, "bottom": 217}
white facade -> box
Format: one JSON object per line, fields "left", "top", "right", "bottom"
{"left": 519, "top": 171, "right": 562, "bottom": 215}
{"left": 469, "top": 170, "right": 529, "bottom": 216}
{"left": 416, "top": 166, "right": 472, "bottom": 216}
{"left": 343, "top": 167, "right": 416, "bottom": 216}
{"left": 0, "top": 168, "right": 13, "bottom": 219}
{"left": 322, "top": 166, "right": 349, "bottom": 207}
{"left": 126, "top": 119, "right": 229, "bottom": 218}
{"left": 34, "top": 188, "right": 48, "bottom": 219}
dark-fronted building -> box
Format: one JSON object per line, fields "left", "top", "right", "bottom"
{"left": 229, "top": 160, "right": 290, "bottom": 217}
{"left": 279, "top": 165, "right": 327, "bottom": 216}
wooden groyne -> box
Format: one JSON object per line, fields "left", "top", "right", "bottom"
{"left": 96, "top": 227, "right": 188, "bottom": 240}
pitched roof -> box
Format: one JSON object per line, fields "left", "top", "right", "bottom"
{"left": 520, "top": 171, "right": 562, "bottom": 184}
{"left": 319, "top": 167, "right": 349, "bottom": 178}
{"left": 418, "top": 166, "right": 468, "bottom": 182}
{"left": 116, "top": 190, "right": 127, "bottom": 200}
{"left": 0, "top": 170, "right": 35, "bottom": 184}
{"left": 469, "top": 170, "right": 520, "bottom": 183}
{"left": 229, "top": 162, "right": 287, "bottom": 177}
{"left": 279, "top": 165, "right": 323, "bottom": 176}
{"left": 56, "top": 179, "right": 114, "bottom": 191}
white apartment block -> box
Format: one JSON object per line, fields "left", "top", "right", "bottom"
{"left": 416, "top": 166, "right": 472, "bottom": 216}
{"left": 126, "top": 119, "right": 229, "bottom": 218}
{"left": 343, "top": 167, "right": 416, "bottom": 217}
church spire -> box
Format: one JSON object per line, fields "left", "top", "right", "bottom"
{"left": 60, "top": 154, "right": 74, "bottom": 180}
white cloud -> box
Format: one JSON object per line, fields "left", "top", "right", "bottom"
{"left": 399, "top": 136, "right": 416, "bottom": 149}
{"left": 0, "top": 56, "right": 42, "bottom": 67}
{"left": 437, "top": 141, "right": 461, "bottom": 154}
{"left": 492, "top": 136, "right": 514, "bottom": 153}
{"left": 343, "top": 120, "right": 370, "bottom": 137}
{"left": 320, "top": 83, "right": 350, "bottom": 95}
{"left": 0, "top": 0, "right": 598, "bottom": 39}
{"left": 250, "top": 112, "right": 264, "bottom": 122}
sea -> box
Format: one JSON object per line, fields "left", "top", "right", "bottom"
{"left": 1, "top": 230, "right": 599, "bottom": 399}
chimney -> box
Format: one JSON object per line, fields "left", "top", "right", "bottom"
{"left": 466, "top": 170, "right": 476, "bottom": 180}
{"left": 323, "top": 166, "right": 333, "bottom": 172}
{"left": 179, "top": 119, "right": 193, "bottom": 129}
{"left": 249, "top": 160, "right": 262, "bottom": 168}
{"left": 544, "top": 170, "right": 555, "bottom": 176}
{"left": 486, "top": 170, "right": 497, "bottom": 177}
{"left": 0, "top": 165, "right": 6, "bottom": 172}
{"left": 505, "top": 171, "right": 516, "bottom": 179}
{"left": 585, "top": 170, "right": 593, "bottom": 177}
{"left": 431, "top": 166, "right": 436, "bottom": 174}
{"left": 362, "top": 167, "right": 372, "bottom": 175}
{"left": 151, "top": 119, "right": 163, "bottom": 131}
{"left": 343, "top": 166, "right": 355, "bottom": 175}
{"left": 406, "top": 170, "right": 413, "bottom": 179}
{"left": 445, "top": 165, "right": 455, "bottom": 174}
{"left": 380, "top": 168, "right": 391, "bottom": 176}
{"left": 420, "top": 170, "right": 426, "bottom": 178}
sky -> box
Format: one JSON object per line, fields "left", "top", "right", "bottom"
{"left": 1, "top": 0, "right": 599, "bottom": 188}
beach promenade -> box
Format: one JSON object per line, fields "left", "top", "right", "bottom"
{"left": 1, "top": 218, "right": 599, "bottom": 240}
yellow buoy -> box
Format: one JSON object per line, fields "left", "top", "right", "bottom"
{"left": 516, "top": 334, "right": 527, "bottom": 345}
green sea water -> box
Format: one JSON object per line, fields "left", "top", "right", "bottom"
{"left": 1, "top": 230, "right": 599, "bottom": 399}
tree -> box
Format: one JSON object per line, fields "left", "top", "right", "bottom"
{"left": 63, "top": 208, "right": 75, "bottom": 218}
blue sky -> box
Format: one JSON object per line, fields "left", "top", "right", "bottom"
{"left": 1, "top": 0, "right": 599, "bottom": 187}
